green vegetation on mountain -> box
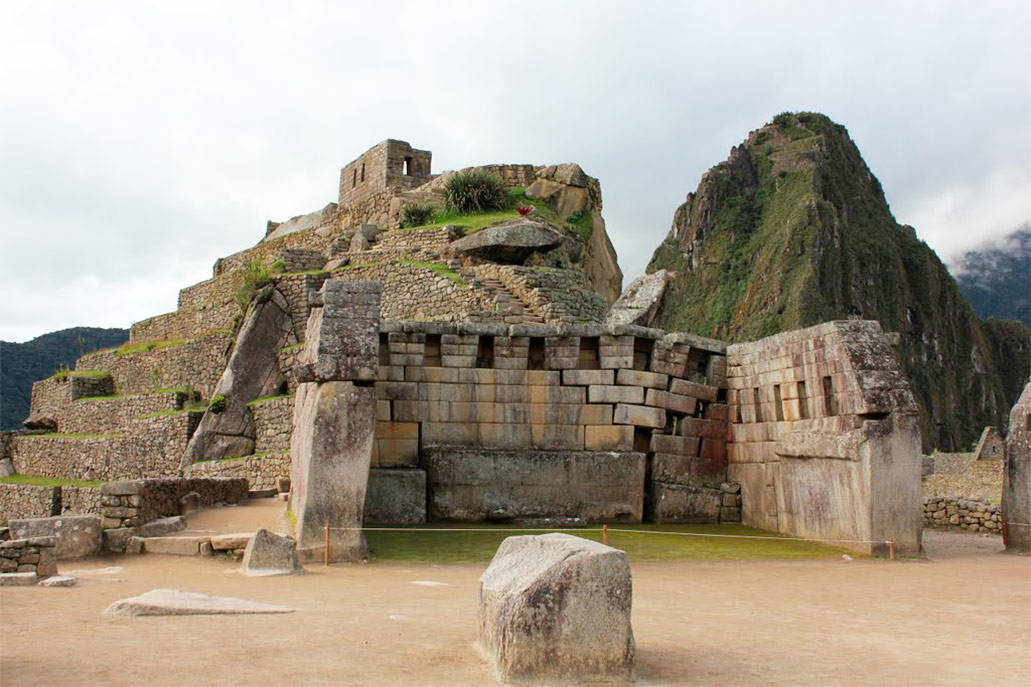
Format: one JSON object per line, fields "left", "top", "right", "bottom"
{"left": 0, "top": 327, "right": 128, "bottom": 430}
{"left": 647, "top": 112, "right": 1028, "bottom": 450}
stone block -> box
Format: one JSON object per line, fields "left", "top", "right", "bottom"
{"left": 0, "top": 572, "right": 39, "bottom": 586}
{"left": 645, "top": 389, "right": 696, "bottom": 415}
{"left": 478, "top": 533, "right": 634, "bottom": 685}
{"left": 143, "top": 536, "right": 212, "bottom": 556}
{"left": 363, "top": 468, "right": 427, "bottom": 525}
{"left": 588, "top": 385, "right": 644, "bottom": 404}
{"left": 39, "top": 575, "right": 76, "bottom": 587}
{"left": 648, "top": 483, "right": 722, "bottom": 523}
{"left": 585, "top": 425, "right": 635, "bottom": 451}
{"left": 614, "top": 403, "right": 666, "bottom": 429}
{"left": 242, "top": 528, "right": 303, "bottom": 576}
{"left": 530, "top": 424, "right": 585, "bottom": 451}
{"left": 561, "top": 369, "right": 615, "bottom": 386}
{"left": 670, "top": 378, "right": 719, "bottom": 402}
{"left": 210, "top": 533, "right": 254, "bottom": 551}
{"left": 8, "top": 515, "right": 102, "bottom": 560}
{"left": 375, "top": 439, "right": 419, "bottom": 468}
{"left": 616, "top": 368, "right": 669, "bottom": 390}
{"left": 651, "top": 434, "right": 700, "bottom": 456}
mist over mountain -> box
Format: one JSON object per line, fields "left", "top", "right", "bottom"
{"left": 952, "top": 225, "right": 1030, "bottom": 327}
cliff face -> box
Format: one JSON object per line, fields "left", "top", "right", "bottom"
{"left": 647, "top": 112, "right": 1026, "bottom": 451}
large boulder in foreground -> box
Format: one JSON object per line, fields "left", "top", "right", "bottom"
{"left": 242, "top": 528, "right": 302, "bottom": 576}
{"left": 1003, "top": 380, "right": 1030, "bottom": 553}
{"left": 478, "top": 533, "right": 634, "bottom": 685}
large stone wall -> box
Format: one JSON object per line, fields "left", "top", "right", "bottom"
{"left": 726, "top": 321, "right": 923, "bottom": 554}
{"left": 99, "top": 478, "right": 248, "bottom": 529}
{"left": 923, "top": 496, "right": 1002, "bottom": 533}
{"left": 338, "top": 139, "right": 432, "bottom": 208}
{"left": 185, "top": 453, "right": 290, "bottom": 492}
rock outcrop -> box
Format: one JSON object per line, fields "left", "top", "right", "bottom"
{"left": 606, "top": 269, "right": 671, "bottom": 327}
{"left": 449, "top": 219, "right": 563, "bottom": 263}
{"left": 242, "top": 528, "right": 302, "bottom": 576}
{"left": 183, "top": 288, "right": 296, "bottom": 463}
{"left": 478, "top": 533, "right": 634, "bottom": 685}
{"left": 646, "top": 111, "right": 1028, "bottom": 451}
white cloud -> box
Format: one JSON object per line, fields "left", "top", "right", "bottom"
{"left": 1, "top": 0, "right": 1028, "bottom": 340}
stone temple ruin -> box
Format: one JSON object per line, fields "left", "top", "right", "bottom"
{"left": 0, "top": 138, "right": 945, "bottom": 559}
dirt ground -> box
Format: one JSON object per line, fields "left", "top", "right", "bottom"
{"left": 2, "top": 525, "right": 1029, "bottom": 686}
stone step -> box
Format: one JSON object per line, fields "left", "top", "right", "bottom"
{"left": 140, "top": 536, "right": 213, "bottom": 556}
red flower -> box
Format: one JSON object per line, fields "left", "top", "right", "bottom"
{"left": 516, "top": 205, "right": 533, "bottom": 216}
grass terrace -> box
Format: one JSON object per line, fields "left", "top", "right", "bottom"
{"left": 0, "top": 474, "right": 106, "bottom": 487}
{"left": 50, "top": 368, "right": 111, "bottom": 382}
{"left": 20, "top": 432, "right": 121, "bottom": 440}
{"left": 114, "top": 338, "right": 188, "bottom": 357}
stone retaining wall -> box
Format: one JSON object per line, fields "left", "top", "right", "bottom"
{"left": 53, "top": 391, "right": 189, "bottom": 435}
{"left": 0, "top": 484, "right": 104, "bottom": 522}
{"left": 76, "top": 334, "right": 230, "bottom": 398}
{"left": 923, "top": 496, "right": 1002, "bottom": 533}
{"left": 99, "top": 478, "right": 249, "bottom": 529}
{"left": 184, "top": 454, "right": 290, "bottom": 492}
{"left": 251, "top": 396, "right": 293, "bottom": 454}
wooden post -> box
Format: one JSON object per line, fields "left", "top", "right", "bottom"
{"left": 324, "top": 522, "right": 331, "bottom": 566}
{"left": 602, "top": 524, "right": 608, "bottom": 546}
{"left": 888, "top": 539, "right": 896, "bottom": 561}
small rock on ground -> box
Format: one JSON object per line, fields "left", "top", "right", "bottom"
{"left": 104, "top": 588, "right": 296, "bottom": 616}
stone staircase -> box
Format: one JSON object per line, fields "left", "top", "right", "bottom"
{"left": 471, "top": 275, "right": 547, "bottom": 325}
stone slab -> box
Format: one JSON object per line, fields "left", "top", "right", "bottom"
{"left": 0, "top": 572, "right": 39, "bottom": 586}
{"left": 105, "top": 588, "right": 296, "bottom": 616}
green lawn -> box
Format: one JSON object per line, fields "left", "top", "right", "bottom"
{"left": 0, "top": 474, "right": 106, "bottom": 487}
{"left": 364, "top": 523, "right": 854, "bottom": 563}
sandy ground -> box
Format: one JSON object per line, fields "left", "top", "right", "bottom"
{"left": 2, "top": 521, "right": 1029, "bottom": 686}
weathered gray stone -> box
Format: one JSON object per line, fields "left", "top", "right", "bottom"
{"left": 648, "top": 483, "right": 722, "bottom": 523}
{"left": 449, "top": 219, "right": 563, "bottom": 263}
{"left": 210, "top": 532, "right": 254, "bottom": 551}
{"left": 105, "top": 588, "right": 295, "bottom": 616}
{"left": 178, "top": 491, "right": 202, "bottom": 514}
{"left": 0, "top": 572, "right": 38, "bottom": 586}
{"left": 478, "top": 533, "right": 634, "bottom": 685}
{"left": 183, "top": 287, "right": 296, "bottom": 464}
{"left": 426, "top": 448, "right": 645, "bottom": 523}
{"left": 39, "top": 575, "right": 77, "bottom": 587}
{"left": 606, "top": 269, "right": 671, "bottom": 327}
{"left": 1003, "top": 381, "right": 1030, "bottom": 554}
{"left": 143, "top": 536, "right": 212, "bottom": 556}
{"left": 23, "top": 414, "right": 57, "bottom": 431}
{"left": 975, "top": 426, "right": 1005, "bottom": 461}
{"left": 8, "top": 514, "right": 102, "bottom": 559}
{"left": 290, "top": 381, "right": 375, "bottom": 560}
{"left": 292, "top": 280, "right": 381, "bottom": 383}
{"left": 363, "top": 469, "right": 426, "bottom": 525}
{"left": 242, "top": 528, "right": 301, "bottom": 576}
{"left": 103, "top": 515, "right": 187, "bottom": 553}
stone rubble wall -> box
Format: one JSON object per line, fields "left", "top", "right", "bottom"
{"left": 251, "top": 396, "right": 293, "bottom": 454}
{"left": 474, "top": 264, "right": 608, "bottom": 325}
{"left": 184, "top": 453, "right": 290, "bottom": 492}
{"left": 99, "top": 478, "right": 249, "bottom": 529}
{"left": 0, "top": 484, "right": 102, "bottom": 521}
{"left": 0, "top": 536, "right": 57, "bottom": 576}
{"left": 923, "top": 496, "right": 1002, "bottom": 533}
{"left": 215, "top": 224, "right": 335, "bottom": 276}
{"left": 726, "top": 320, "right": 923, "bottom": 554}
{"left": 76, "top": 333, "right": 230, "bottom": 398}
{"left": 9, "top": 412, "right": 201, "bottom": 482}
{"left": 42, "top": 391, "right": 189, "bottom": 435}
{"left": 129, "top": 301, "right": 238, "bottom": 343}
{"left": 275, "top": 272, "right": 331, "bottom": 341}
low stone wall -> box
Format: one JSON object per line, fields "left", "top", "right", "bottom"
{"left": 923, "top": 496, "right": 1002, "bottom": 533}
{"left": 8, "top": 514, "right": 102, "bottom": 559}
{"left": 0, "top": 536, "right": 57, "bottom": 576}
{"left": 129, "top": 301, "right": 238, "bottom": 343}
{"left": 58, "top": 391, "right": 189, "bottom": 434}
{"left": 100, "top": 478, "right": 249, "bottom": 529}
{"left": 185, "top": 454, "right": 290, "bottom": 492}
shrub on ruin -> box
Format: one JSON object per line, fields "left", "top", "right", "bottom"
{"left": 442, "top": 171, "right": 509, "bottom": 214}
{"left": 235, "top": 259, "right": 274, "bottom": 311}
{"left": 400, "top": 203, "right": 436, "bottom": 228}
{"left": 208, "top": 395, "right": 227, "bottom": 414}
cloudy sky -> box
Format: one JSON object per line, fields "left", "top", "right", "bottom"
{"left": 1, "top": 1, "right": 1028, "bottom": 342}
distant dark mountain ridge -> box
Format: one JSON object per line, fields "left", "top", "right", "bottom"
{"left": 646, "top": 111, "right": 1029, "bottom": 451}
{"left": 0, "top": 327, "right": 129, "bottom": 429}
{"left": 952, "top": 225, "right": 1030, "bottom": 327}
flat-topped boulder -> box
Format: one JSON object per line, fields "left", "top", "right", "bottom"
{"left": 450, "top": 219, "right": 563, "bottom": 263}
{"left": 242, "top": 528, "right": 302, "bottom": 576}
{"left": 478, "top": 533, "right": 634, "bottom": 685}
